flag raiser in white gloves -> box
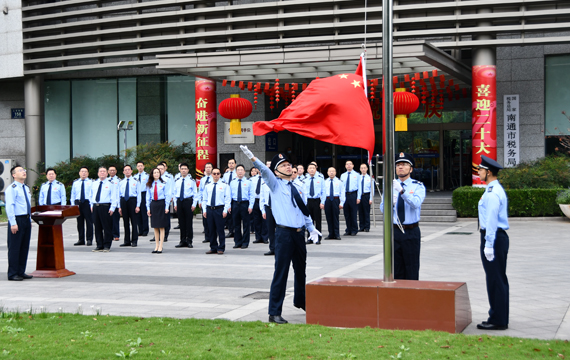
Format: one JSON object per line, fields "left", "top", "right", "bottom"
{"left": 240, "top": 145, "right": 254, "bottom": 160}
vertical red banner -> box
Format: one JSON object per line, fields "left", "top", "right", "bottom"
{"left": 195, "top": 77, "right": 217, "bottom": 179}
{"left": 471, "top": 65, "right": 497, "bottom": 186}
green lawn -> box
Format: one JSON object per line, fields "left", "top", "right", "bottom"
{"left": 0, "top": 309, "right": 567, "bottom": 359}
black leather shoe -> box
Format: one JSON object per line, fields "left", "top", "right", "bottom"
{"left": 263, "top": 240, "right": 269, "bottom": 244}
{"left": 477, "top": 322, "right": 507, "bottom": 330}
{"left": 306, "top": 240, "right": 313, "bottom": 244}
{"left": 175, "top": 242, "right": 189, "bottom": 248}
{"left": 8, "top": 275, "right": 23, "bottom": 281}
{"left": 335, "top": 236, "right": 342, "bottom": 240}
{"left": 150, "top": 238, "right": 155, "bottom": 242}
{"left": 74, "top": 241, "right": 85, "bottom": 246}
{"left": 86, "top": 241, "right": 93, "bottom": 246}
{"left": 188, "top": 244, "right": 194, "bottom": 248}
{"left": 206, "top": 250, "right": 217, "bottom": 254}
{"left": 21, "top": 274, "right": 33, "bottom": 280}
{"left": 202, "top": 240, "right": 209, "bottom": 243}
{"left": 343, "top": 232, "right": 350, "bottom": 236}
{"left": 227, "top": 233, "right": 235, "bottom": 238}
{"left": 131, "top": 243, "right": 137, "bottom": 247}
{"left": 233, "top": 245, "right": 241, "bottom": 249}
{"left": 264, "top": 251, "right": 275, "bottom": 256}
{"left": 119, "top": 243, "right": 131, "bottom": 247}
{"left": 269, "top": 315, "right": 288, "bottom": 324}
{"left": 241, "top": 245, "right": 248, "bottom": 249}
{"left": 142, "top": 232, "right": 148, "bottom": 236}
{"left": 294, "top": 303, "right": 306, "bottom": 311}
{"left": 315, "top": 240, "right": 321, "bottom": 245}
{"left": 252, "top": 240, "right": 264, "bottom": 244}
{"left": 364, "top": 229, "right": 369, "bottom": 232}
{"left": 174, "top": 225, "right": 180, "bottom": 229}
{"left": 325, "top": 236, "right": 334, "bottom": 240}
{"left": 152, "top": 250, "right": 158, "bottom": 253}
{"left": 351, "top": 232, "right": 357, "bottom": 236}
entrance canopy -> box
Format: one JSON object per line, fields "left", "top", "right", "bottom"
{"left": 156, "top": 41, "right": 472, "bottom": 86}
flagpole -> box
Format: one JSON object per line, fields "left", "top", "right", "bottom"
{"left": 382, "top": 0, "right": 395, "bottom": 283}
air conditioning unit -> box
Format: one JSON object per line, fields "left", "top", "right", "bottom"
{"left": 0, "top": 159, "right": 16, "bottom": 193}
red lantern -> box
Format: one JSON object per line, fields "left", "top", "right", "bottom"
{"left": 393, "top": 88, "right": 420, "bottom": 132}
{"left": 218, "top": 94, "right": 253, "bottom": 135}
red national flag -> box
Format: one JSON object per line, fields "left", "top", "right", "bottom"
{"left": 253, "top": 59, "right": 375, "bottom": 161}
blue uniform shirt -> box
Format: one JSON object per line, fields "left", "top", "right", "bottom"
{"left": 161, "top": 173, "right": 174, "bottom": 198}
{"left": 70, "top": 178, "right": 93, "bottom": 205}
{"left": 254, "top": 159, "right": 315, "bottom": 232}
{"left": 478, "top": 179, "right": 509, "bottom": 247}
{"left": 340, "top": 170, "right": 361, "bottom": 195}
{"left": 134, "top": 172, "right": 149, "bottom": 191}
{"left": 39, "top": 180, "right": 67, "bottom": 205}
{"left": 146, "top": 180, "right": 172, "bottom": 210}
{"left": 198, "top": 174, "right": 212, "bottom": 204}
{"left": 304, "top": 175, "right": 325, "bottom": 201}
{"left": 260, "top": 182, "right": 271, "bottom": 215}
{"left": 297, "top": 174, "right": 306, "bottom": 182}
{"left": 201, "top": 181, "right": 231, "bottom": 214}
{"left": 249, "top": 174, "right": 263, "bottom": 199}
{"left": 324, "top": 177, "right": 346, "bottom": 206}
{"left": 222, "top": 169, "right": 237, "bottom": 184}
{"left": 90, "top": 178, "right": 119, "bottom": 211}
{"left": 380, "top": 177, "right": 426, "bottom": 224}
{"left": 230, "top": 177, "right": 255, "bottom": 208}
{"left": 5, "top": 182, "right": 32, "bottom": 226}
{"left": 119, "top": 176, "right": 142, "bottom": 208}
{"left": 174, "top": 175, "right": 198, "bottom": 207}
{"left": 357, "top": 174, "right": 375, "bottom": 200}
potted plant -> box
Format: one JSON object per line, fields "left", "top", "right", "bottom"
{"left": 556, "top": 189, "right": 570, "bottom": 219}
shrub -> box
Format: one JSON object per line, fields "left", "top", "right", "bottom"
{"left": 498, "top": 154, "right": 570, "bottom": 189}
{"left": 452, "top": 186, "right": 563, "bottom": 217}
{"left": 556, "top": 189, "right": 570, "bottom": 205}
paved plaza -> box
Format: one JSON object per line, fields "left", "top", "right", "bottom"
{"left": 1, "top": 211, "right": 569, "bottom": 340}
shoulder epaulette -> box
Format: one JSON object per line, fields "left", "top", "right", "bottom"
{"left": 74, "top": 178, "right": 80, "bottom": 182}
{"left": 412, "top": 180, "right": 423, "bottom": 185}
{"left": 12, "top": 184, "right": 16, "bottom": 188}
{"left": 43, "top": 181, "right": 49, "bottom": 185}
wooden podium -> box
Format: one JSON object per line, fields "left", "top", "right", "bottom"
{"left": 31, "top": 205, "right": 80, "bottom": 278}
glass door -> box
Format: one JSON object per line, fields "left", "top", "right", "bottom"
{"left": 395, "top": 130, "right": 440, "bottom": 190}
{"left": 443, "top": 130, "right": 472, "bottom": 189}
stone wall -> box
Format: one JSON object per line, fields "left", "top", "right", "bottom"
{"left": 0, "top": 78, "right": 26, "bottom": 168}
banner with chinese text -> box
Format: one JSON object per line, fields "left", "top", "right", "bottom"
{"left": 195, "top": 78, "right": 217, "bottom": 179}
{"left": 503, "top": 95, "right": 520, "bottom": 167}
{"left": 472, "top": 65, "right": 497, "bottom": 186}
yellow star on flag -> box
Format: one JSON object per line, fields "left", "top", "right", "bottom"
{"left": 338, "top": 74, "right": 349, "bottom": 79}
{"left": 351, "top": 80, "right": 361, "bottom": 88}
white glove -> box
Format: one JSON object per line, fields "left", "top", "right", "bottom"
{"left": 392, "top": 190, "right": 399, "bottom": 206}
{"left": 309, "top": 228, "right": 322, "bottom": 242}
{"left": 484, "top": 247, "right": 494, "bottom": 262}
{"left": 393, "top": 179, "right": 403, "bottom": 194}
{"left": 240, "top": 145, "right": 254, "bottom": 160}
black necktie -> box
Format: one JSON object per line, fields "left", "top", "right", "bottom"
{"left": 125, "top": 179, "right": 130, "bottom": 201}
{"left": 180, "top": 178, "right": 185, "bottom": 199}
{"left": 211, "top": 183, "right": 217, "bottom": 205}
{"left": 397, "top": 182, "right": 406, "bottom": 223}
{"left": 310, "top": 177, "right": 315, "bottom": 197}
{"left": 205, "top": 176, "right": 210, "bottom": 185}
{"left": 229, "top": 172, "right": 233, "bottom": 183}
{"left": 361, "top": 176, "right": 365, "bottom": 193}
{"left": 47, "top": 182, "right": 52, "bottom": 205}
{"left": 24, "top": 185, "right": 31, "bottom": 215}
{"left": 268, "top": 193, "right": 272, "bottom": 207}
{"left": 255, "top": 176, "right": 261, "bottom": 195}
{"left": 237, "top": 179, "right": 242, "bottom": 201}
{"left": 346, "top": 172, "right": 351, "bottom": 192}
{"left": 288, "top": 181, "right": 310, "bottom": 216}
{"left": 96, "top": 181, "right": 103, "bottom": 203}
{"left": 329, "top": 180, "right": 334, "bottom": 201}
{"left": 80, "top": 180, "right": 85, "bottom": 202}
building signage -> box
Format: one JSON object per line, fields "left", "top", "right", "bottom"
{"left": 224, "top": 121, "right": 255, "bottom": 144}
{"left": 265, "top": 132, "right": 278, "bottom": 151}
{"left": 471, "top": 65, "right": 497, "bottom": 186}
{"left": 195, "top": 78, "right": 218, "bottom": 176}
{"left": 11, "top": 109, "right": 25, "bottom": 119}
{"left": 503, "top": 95, "right": 520, "bottom": 168}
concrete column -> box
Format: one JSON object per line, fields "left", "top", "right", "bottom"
{"left": 24, "top": 75, "right": 43, "bottom": 187}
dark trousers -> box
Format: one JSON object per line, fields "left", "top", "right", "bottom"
{"left": 177, "top": 197, "right": 194, "bottom": 244}
{"left": 75, "top": 200, "right": 93, "bottom": 243}
{"left": 394, "top": 225, "right": 421, "bottom": 280}
{"left": 344, "top": 191, "right": 358, "bottom": 234}
{"left": 324, "top": 197, "right": 340, "bottom": 238}
{"left": 358, "top": 192, "right": 371, "bottom": 230}
{"left": 207, "top": 207, "right": 225, "bottom": 252}
{"left": 225, "top": 211, "right": 234, "bottom": 233}
{"left": 307, "top": 198, "right": 322, "bottom": 240}
{"left": 93, "top": 205, "right": 113, "bottom": 249}
{"left": 232, "top": 201, "right": 251, "bottom": 247}
{"left": 252, "top": 199, "right": 263, "bottom": 241}
{"left": 264, "top": 205, "right": 276, "bottom": 252}
{"left": 269, "top": 227, "right": 307, "bottom": 316}
{"left": 202, "top": 214, "right": 209, "bottom": 239}
{"left": 481, "top": 229, "right": 509, "bottom": 326}
{"left": 165, "top": 207, "right": 171, "bottom": 240}
{"left": 137, "top": 191, "right": 149, "bottom": 234}
{"left": 120, "top": 198, "right": 138, "bottom": 245}
{"left": 7, "top": 215, "right": 32, "bottom": 278}
{"left": 112, "top": 208, "right": 120, "bottom": 239}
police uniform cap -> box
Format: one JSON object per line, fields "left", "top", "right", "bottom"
{"left": 479, "top": 155, "right": 503, "bottom": 174}
{"left": 270, "top": 153, "right": 291, "bottom": 172}
{"left": 395, "top": 152, "right": 415, "bottom": 168}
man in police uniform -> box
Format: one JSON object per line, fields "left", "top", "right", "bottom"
{"left": 108, "top": 165, "right": 121, "bottom": 241}
{"left": 241, "top": 145, "right": 321, "bottom": 324}
{"left": 118, "top": 164, "right": 141, "bottom": 247}
{"left": 249, "top": 166, "right": 264, "bottom": 244}
{"left": 91, "top": 166, "right": 119, "bottom": 252}
{"left": 201, "top": 167, "right": 231, "bottom": 254}
{"left": 223, "top": 159, "right": 237, "bottom": 237}
{"left": 304, "top": 163, "right": 325, "bottom": 244}
{"left": 380, "top": 152, "right": 426, "bottom": 280}
{"left": 324, "top": 167, "right": 345, "bottom": 240}
{"left": 135, "top": 161, "right": 149, "bottom": 236}
{"left": 5, "top": 165, "right": 33, "bottom": 281}
{"left": 39, "top": 168, "right": 66, "bottom": 206}
{"left": 173, "top": 163, "right": 198, "bottom": 248}
{"left": 340, "top": 160, "right": 361, "bottom": 236}
{"left": 229, "top": 164, "right": 254, "bottom": 249}
{"left": 476, "top": 155, "right": 510, "bottom": 331}
{"left": 70, "top": 166, "right": 93, "bottom": 246}
{"left": 199, "top": 163, "right": 214, "bottom": 243}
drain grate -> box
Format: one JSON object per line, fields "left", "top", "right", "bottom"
{"left": 445, "top": 232, "right": 473, "bottom": 235}
{"left": 243, "top": 291, "right": 270, "bottom": 300}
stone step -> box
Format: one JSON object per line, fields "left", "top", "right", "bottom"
{"left": 422, "top": 197, "right": 453, "bottom": 204}
{"left": 422, "top": 203, "right": 454, "bottom": 210}
{"left": 421, "top": 209, "right": 458, "bottom": 216}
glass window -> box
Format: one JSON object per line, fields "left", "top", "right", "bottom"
{"left": 118, "top": 78, "right": 137, "bottom": 150}
{"left": 44, "top": 80, "right": 71, "bottom": 166}
{"left": 167, "top": 76, "right": 196, "bottom": 150}
{"left": 71, "top": 79, "right": 118, "bottom": 158}
{"left": 545, "top": 55, "right": 570, "bottom": 154}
